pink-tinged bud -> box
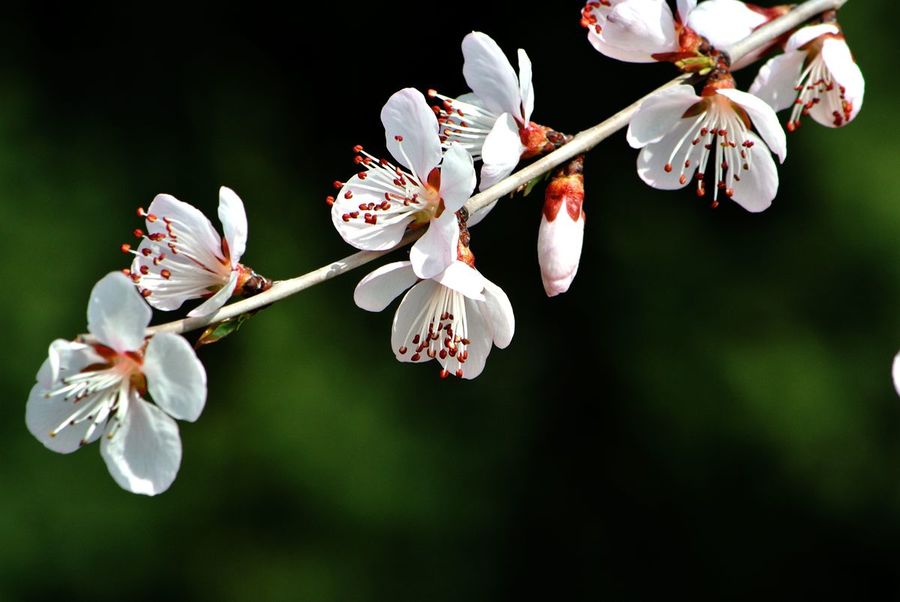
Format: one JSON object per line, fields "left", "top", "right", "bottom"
{"left": 538, "top": 156, "right": 585, "bottom": 297}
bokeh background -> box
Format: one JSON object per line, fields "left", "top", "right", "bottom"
{"left": 2, "top": 1, "right": 898, "bottom": 600}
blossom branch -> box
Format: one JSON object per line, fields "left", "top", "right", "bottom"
{"left": 146, "top": 0, "right": 848, "bottom": 338}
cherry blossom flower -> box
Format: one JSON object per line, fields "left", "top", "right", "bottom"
{"left": 749, "top": 22, "right": 864, "bottom": 131}
{"left": 626, "top": 73, "right": 787, "bottom": 212}
{"left": 124, "top": 186, "right": 269, "bottom": 318}
{"left": 26, "top": 272, "right": 207, "bottom": 495}
{"left": 580, "top": 0, "right": 775, "bottom": 69}
{"left": 538, "top": 157, "right": 586, "bottom": 297}
{"left": 430, "top": 32, "right": 562, "bottom": 196}
{"left": 331, "top": 88, "right": 476, "bottom": 279}
{"left": 353, "top": 255, "right": 514, "bottom": 380}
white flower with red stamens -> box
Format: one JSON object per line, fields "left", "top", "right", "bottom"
{"left": 125, "top": 186, "right": 263, "bottom": 318}
{"left": 581, "top": 0, "right": 774, "bottom": 69}
{"left": 25, "top": 272, "right": 206, "bottom": 495}
{"left": 750, "top": 22, "right": 864, "bottom": 131}
{"left": 354, "top": 258, "right": 514, "bottom": 380}
{"left": 430, "top": 31, "right": 539, "bottom": 194}
{"left": 331, "top": 88, "right": 476, "bottom": 279}
{"left": 627, "top": 74, "right": 786, "bottom": 212}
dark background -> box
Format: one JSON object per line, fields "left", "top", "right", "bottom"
{"left": 2, "top": 1, "right": 898, "bottom": 600}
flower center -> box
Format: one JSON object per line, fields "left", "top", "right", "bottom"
{"left": 45, "top": 345, "right": 145, "bottom": 445}
{"left": 666, "top": 95, "right": 755, "bottom": 208}
{"left": 336, "top": 144, "right": 441, "bottom": 228}
{"left": 396, "top": 284, "right": 471, "bottom": 379}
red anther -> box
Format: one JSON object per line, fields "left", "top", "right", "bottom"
{"left": 427, "top": 349, "right": 437, "bottom": 359}
{"left": 160, "top": 269, "right": 172, "bottom": 279}
{"left": 439, "top": 349, "right": 447, "bottom": 360}
{"left": 427, "top": 89, "right": 437, "bottom": 98}
{"left": 411, "top": 353, "right": 421, "bottom": 361}
{"left": 697, "top": 180, "right": 706, "bottom": 197}
{"left": 333, "top": 180, "right": 343, "bottom": 189}
{"left": 664, "top": 163, "right": 673, "bottom": 173}
{"left": 455, "top": 369, "right": 463, "bottom": 378}
{"left": 413, "top": 334, "right": 420, "bottom": 345}
{"left": 148, "top": 232, "right": 165, "bottom": 241}
{"left": 141, "top": 248, "right": 153, "bottom": 256}
{"left": 133, "top": 229, "right": 144, "bottom": 238}
{"left": 394, "top": 135, "right": 404, "bottom": 142}
{"left": 349, "top": 211, "right": 359, "bottom": 219}
{"left": 398, "top": 346, "right": 408, "bottom": 355}
{"left": 679, "top": 174, "right": 687, "bottom": 185}
{"left": 146, "top": 213, "right": 158, "bottom": 223}
{"left": 129, "top": 273, "right": 141, "bottom": 283}
{"left": 364, "top": 214, "right": 377, "bottom": 225}
{"left": 120, "top": 243, "right": 132, "bottom": 253}
{"left": 141, "top": 289, "right": 152, "bottom": 298}
{"left": 153, "top": 254, "right": 165, "bottom": 265}
{"left": 786, "top": 121, "right": 798, "bottom": 133}
{"left": 725, "top": 188, "right": 735, "bottom": 198}
{"left": 358, "top": 203, "right": 368, "bottom": 211}
{"left": 353, "top": 156, "right": 364, "bottom": 164}
{"left": 122, "top": 268, "right": 131, "bottom": 276}
{"left": 139, "top": 265, "right": 149, "bottom": 275}
{"left": 353, "top": 144, "right": 364, "bottom": 153}
{"left": 460, "top": 338, "right": 470, "bottom": 346}
{"left": 718, "top": 129, "right": 727, "bottom": 137}
{"left": 358, "top": 172, "right": 367, "bottom": 180}
{"left": 379, "top": 201, "right": 390, "bottom": 210}
{"left": 439, "top": 369, "right": 449, "bottom": 379}
{"left": 710, "top": 199, "right": 720, "bottom": 209}
{"left": 325, "top": 195, "right": 335, "bottom": 206}
{"left": 344, "top": 190, "right": 353, "bottom": 199}
{"left": 431, "top": 106, "right": 440, "bottom": 115}
{"left": 721, "top": 160, "right": 729, "bottom": 170}
{"left": 341, "top": 213, "right": 350, "bottom": 222}
{"left": 137, "top": 207, "right": 146, "bottom": 217}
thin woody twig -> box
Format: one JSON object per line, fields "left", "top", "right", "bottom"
{"left": 146, "top": 0, "right": 848, "bottom": 337}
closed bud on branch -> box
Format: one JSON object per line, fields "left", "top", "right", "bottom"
{"left": 538, "top": 155, "right": 585, "bottom": 297}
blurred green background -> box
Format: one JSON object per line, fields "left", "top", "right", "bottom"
{"left": 2, "top": 1, "right": 898, "bottom": 600}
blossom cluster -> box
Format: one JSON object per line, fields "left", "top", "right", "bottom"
{"left": 26, "top": 0, "right": 878, "bottom": 496}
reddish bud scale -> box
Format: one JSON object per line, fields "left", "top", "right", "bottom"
{"left": 520, "top": 122, "right": 571, "bottom": 160}
{"left": 542, "top": 156, "right": 585, "bottom": 222}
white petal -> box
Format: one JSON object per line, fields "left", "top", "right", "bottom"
{"left": 479, "top": 113, "right": 524, "bottom": 191}
{"left": 218, "top": 186, "right": 248, "bottom": 267}
{"left": 730, "top": 132, "right": 778, "bottom": 213}
{"left": 893, "top": 352, "right": 900, "bottom": 397}
{"left": 636, "top": 118, "right": 697, "bottom": 190}
{"left": 537, "top": 208, "right": 585, "bottom": 297}
{"left": 87, "top": 272, "right": 152, "bottom": 352}
{"left": 687, "top": 0, "right": 766, "bottom": 50}
{"left": 410, "top": 216, "right": 460, "bottom": 281}
{"left": 786, "top": 23, "right": 839, "bottom": 51}
{"left": 391, "top": 279, "right": 440, "bottom": 363}
{"left": 331, "top": 175, "right": 414, "bottom": 251}
{"left": 718, "top": 88, "right": 787, "bottom": 163}
{"left": 354, "top": 261, "right": 417, "bottom": 312}
{"left": 439, "top": 143, "right": 477, "bottom": 213}
{"left": 600, "top": 0, "right": 678, "bottom": 60}
{"left": 677, "top": 0, "right": 696, "bottom": 21}
{"left": 479, "top": 277, "right": 515, "bottom": 348}
{"left": 627, "top": 85, "right": 700, "bottom": 148}
{"left": 144, "top": 333, "right": 207, "bottom": 422}
{"left": 186, "top": 270, "right": 239, "bottom": 318}
{"left": 821, "top": 37, "right": 865, "bottom": 123}
{"left": 381, "top": 88, "right": 442, "bottom": 183}
{"left": 434, "top": 261, "right": 486, "bottom": 301}
{"left": 146, "top": 193, "right": 225, "bottom": 268}
{"left": 749, "top": 50, "right": 807, "bottom": 113}
{"left": 518, "top": 48, "right": 534, "bottom": 124}
{"left": 462, "top": 32, "right": 522, "bottom": 120}
{"left": 101, "top": 395, "right": 182, "bottom": 496}
{"left": 26, "top": 382, "right": 100, "bottom": 454}
{"left": 42, "top": 339, "right": 94, "bottom": 387}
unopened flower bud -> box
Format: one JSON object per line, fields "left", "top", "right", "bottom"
{"left": 538, "top": 156, "right": 585, "bottom": 297}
